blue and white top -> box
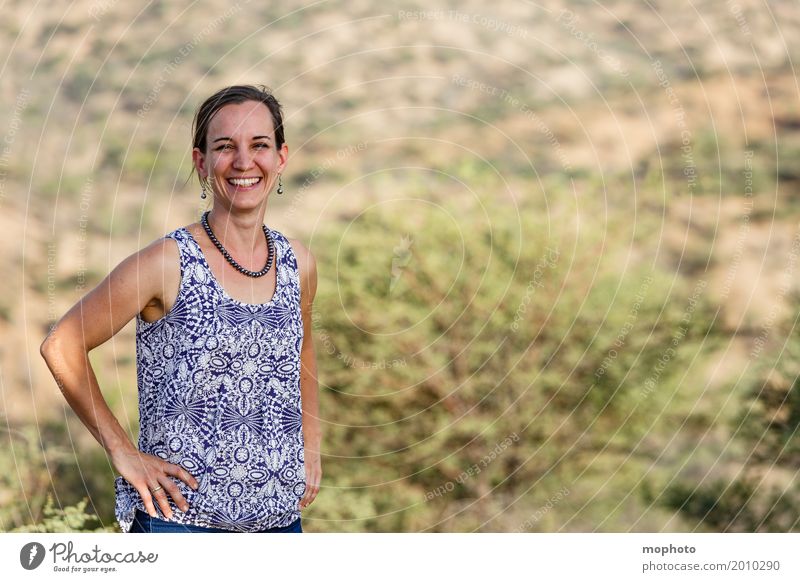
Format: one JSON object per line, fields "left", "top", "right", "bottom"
{"left": 114, "top": 225, "right": 305, "bottom": 533}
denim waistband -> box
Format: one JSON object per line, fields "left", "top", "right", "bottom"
{"left": 128, "top": 509, "right": 302, "bottom": 533}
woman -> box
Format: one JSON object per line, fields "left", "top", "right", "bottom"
{"left": 40, "top": 85, "right": 322, "bottom": 533}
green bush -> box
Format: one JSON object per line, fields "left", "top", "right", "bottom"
{"left": 11, "top": 495, "right": 115, "bottom": 533}
{"left": 661, "top": 473, "right": 800, "bottom": 532}
{"left": 0, "top": 424, "right": 114, "bottom": 532}
{"left": 306, "top": 184, "right": 719, "bottom": 531}
{"left": 660, "top": 303, "right": 800, "bottom": 532}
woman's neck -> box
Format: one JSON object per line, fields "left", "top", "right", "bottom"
{"left": 206, "top": 207, "right": 268, "bottom": 256}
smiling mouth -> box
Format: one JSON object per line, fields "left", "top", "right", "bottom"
{"left": 226, "top": 177, "right": 262, "bottom": 187}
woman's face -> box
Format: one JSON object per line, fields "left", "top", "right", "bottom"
{"left": 192, "top": 100, "right": 288, "bottom": 212}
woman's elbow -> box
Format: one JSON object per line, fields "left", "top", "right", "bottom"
{"left": 40, "top": 333, "right": 59, "bottom": 364}
{"left": 40, "top": 325, "right": 69, "bottom": 364}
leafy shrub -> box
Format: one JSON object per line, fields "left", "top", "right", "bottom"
{"left": 306, "top": 185, "right": 718, "bottom": 530}
{"left": 0, "top": 424, "right": 114, "bottom": 532}
{"left": 11, "top": 495, "right": 115, "bottom": 533}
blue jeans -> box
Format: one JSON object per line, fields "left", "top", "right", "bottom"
{"left": 129, "top": 509, "right": 302, "bottom": 533}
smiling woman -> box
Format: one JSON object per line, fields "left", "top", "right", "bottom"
{"left": 40, "top": 85, "right": 322, "bottom": 534}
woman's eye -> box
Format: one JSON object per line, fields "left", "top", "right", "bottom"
{"left": 215, "top": 143, "right": 268, "bottom": 151}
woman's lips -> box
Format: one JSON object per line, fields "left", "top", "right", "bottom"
{"left": 226, "top": 177, "right": 262, "bottom": 190}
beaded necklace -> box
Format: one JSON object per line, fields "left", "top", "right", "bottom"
{"left": 200, "top": 210, "right": 274, "bottom": 278}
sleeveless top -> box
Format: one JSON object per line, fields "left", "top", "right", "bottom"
{"left": 114, "top": 225, "right": 305, "bottom": 533}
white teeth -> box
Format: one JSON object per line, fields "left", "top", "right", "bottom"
{"left": 227, "top": 177, "right": 261, "bottom": 187}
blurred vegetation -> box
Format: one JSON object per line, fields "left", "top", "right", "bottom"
{"left": 299, "top": 181, "right": 726, "bottom": 531}
{"left": 0, "top": 423, "right": 118, "bottom": 532}
{"left": 650, "top": 299, "right": 800, "bottom": 532}
{"left": 11, "top": 496, "right": 114, "bottom": 533}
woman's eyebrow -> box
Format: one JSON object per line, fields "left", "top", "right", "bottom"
{"left": 212, "top": 135, "right": 272, "bottom": 142}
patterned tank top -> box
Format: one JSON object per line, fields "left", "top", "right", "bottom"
{"left": 114, "top": 224, "right": 305, "bottom": 533}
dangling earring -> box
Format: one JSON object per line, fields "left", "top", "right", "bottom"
{"left": 277, "top": 174, "right": 284, "bottom": 195}
{"left": 201, "top": 178, "right": 209, "bottom": 199}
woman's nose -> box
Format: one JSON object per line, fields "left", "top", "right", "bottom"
{"left": 233, "top": 148, "right": 254, "bottom": 170}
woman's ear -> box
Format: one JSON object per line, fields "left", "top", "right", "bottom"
{"left": 278, "top": 142, "right": 289, "bottom": 174}
{"left": 192, "top": 147, "right": 207, "bottom": 178}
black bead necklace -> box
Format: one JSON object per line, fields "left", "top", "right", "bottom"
{"left": 201, "top": 210, "right": 274, "bottom": 278}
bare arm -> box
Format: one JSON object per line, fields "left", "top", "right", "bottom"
{"left": 40, "top": 237, "right": 197, "bottom": 519}
{"left": 292, "top": 239, "right": 321, "bottom": 510}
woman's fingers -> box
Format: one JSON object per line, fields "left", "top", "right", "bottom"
{"left": 164, "top": 462, "right": 199, "bottom": 491}
{"left": 139, "top": 485, "right": 157, "bottom": 518}
{"left": 115, "top": 451, "right": 198, "bottom": 519}
{"left": 299, "top": 468, "right": 321, "bottom": 509}
{"left": 160, "top": 463, "right": 196, "bottom": 513}
{"left": 299, "top": 468, "right": 310, "bottom": 508}
{"left": 150, "top": 480, "right": 173, "bottom": 519}
{"left": 157, "top": 472, "right": 190, "bottom": 513}
{"left": 141, "top": 464, "right": 194, "bottom": 519}
{"left": 302, "top": 480, "right": 316, "bottom": 507}
{"left": 307, "top": 478, "right": 320, "bottom": 505}
{"left": 152, "top": 461, "right": 199, "bottom": 517}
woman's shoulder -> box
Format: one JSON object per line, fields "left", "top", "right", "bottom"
{"left": 106, "top": 233, "right": 181, "bottom": 304}
{"left": 139, "top": 230, "right": 182, "bottom": 274}
{"left": 127, "top": 224, "right": 197, "bottom": 279}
